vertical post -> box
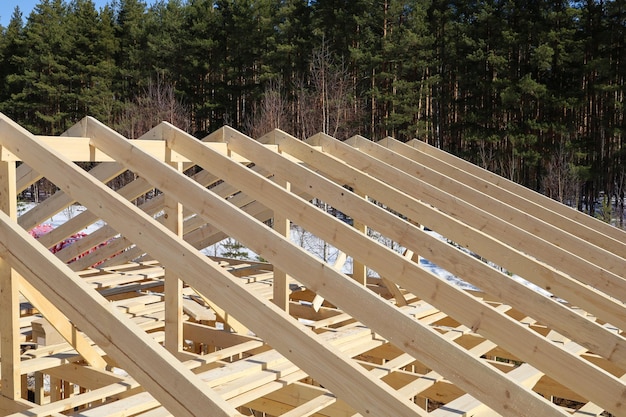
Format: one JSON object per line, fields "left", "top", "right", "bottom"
{"left": 273, "top": 179, "right": 290, "bottom": 312}
{"left": 164, "top": 159, "right": 184, "bottom": 354}
{"left": 34, "top": 372, "right": 44, "bottom": 404}
{"left": 0, "top": 160, "right": 20, "bottom": 400}
{"left": 352, "top": 192, "right": 367, "bottom": 286}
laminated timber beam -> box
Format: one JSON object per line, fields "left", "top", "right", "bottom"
{"left": 0, "top": 210, "right": 240, "bottom": 417}
{"left": 1, "top": 137, "right": 190, "bottom": 163}
{"left": 189, "top": 126, "right": 626, "bottom": 415}
{"left": 403, "top": 137, "right": 626, "bottom": 251}
{"left": 349, "top": 135, "right": 626, "bottom": 279}
{"left": 0, "top": 115, "right": 426, "bottom": 416}
{"left": 331, "top": 135, "right": 626, "bottom": 299}
{"left": 0, "top": 159, "right": 20, "bottom": 400}
{"left": 102, "top": 121, "right": 574, "bottom": 416}
{"left": 76, "top": 119, "right": 427, "bottom": 417}
{"left": 256, "top": 130, "right": 626, "bottom": 364}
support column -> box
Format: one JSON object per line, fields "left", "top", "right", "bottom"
{"left": 352, "top": 192, "right": 367, "bottom": 286}
{"left": 164, "top": 160, "right": 184, "bottom": 354}
{"left": 273, "top": 179, "right": 290, "bottom": 312}
{"left": 0, "top": 160, "right": 20, "bottom": 400}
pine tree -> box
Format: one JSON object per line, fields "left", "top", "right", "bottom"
{"left": 114, "top": 0, "right": 149, "bottom": 102}
{"left": 9, "top": 0, "right": 72, "bottom": 134}
{"left": 66, "top": 0, "right": 118, "bottom": 123}
{"left": 179, "top": 0, "right": 223, "bottom": 135}
{"left": 0, "top": 7, "right": 26, "bottom": 120}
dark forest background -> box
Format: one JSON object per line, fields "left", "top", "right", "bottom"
{"left": 1, "top": 0, "right": 625, "bottom": 221}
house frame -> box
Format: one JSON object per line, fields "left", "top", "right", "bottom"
{"left": 0, "top": 113, "right": 625, "bottom": 416}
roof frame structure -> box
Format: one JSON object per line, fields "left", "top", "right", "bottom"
{"left": 0, "top": 113, "right": 625, "bottom": 416}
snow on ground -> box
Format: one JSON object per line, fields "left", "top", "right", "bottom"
{"left": 19, "top": 201, "right": 554, "bottom": 300}
{"left": 18, "top": 202, "right": 106, "bottom": 234}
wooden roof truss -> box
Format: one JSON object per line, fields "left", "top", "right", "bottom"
{"left": 0, "top": 113, "right": 625, "bottom": 416}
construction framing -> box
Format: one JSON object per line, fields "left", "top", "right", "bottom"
{"left": 0, "top": 113, "right": 625, "bottom": 416}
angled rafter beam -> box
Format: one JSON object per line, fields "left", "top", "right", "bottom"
{"left": 125, "top": 123, "right": 572, "bottom": 417}
{"left": 386, "top": 137, "right": 626, "bottom": 257}
{"left": 0, "top": 212, "right": 240, "bottom": 417}
{"left": 195, "top": 126, "right": 625, "bottom": 415}
{"left": 274, "top": 131, "right": 626, "bottom": 330}
{"left": 405, "top": 138, "right": 626, "bottom": 249}
{"left": 0, "top": 115, "right": 247, "bottom": 417}
{"left": 5, "top": 115, "right": 426, "bottom": 416}
{"left": 254, "top": 130, "right": 626, "bottom": 370}
{"left": 364, "top": 135, "right": 626, "bottom": 267}
{"left": 18, "top": 162, "right": 126, "bottom": 231}
{"left": 338, "top": 135, "right": 626, "bottom": 295}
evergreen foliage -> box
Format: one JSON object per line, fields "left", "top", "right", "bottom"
{"left": 1, "top": 0, "right": 626, "bottom": 216}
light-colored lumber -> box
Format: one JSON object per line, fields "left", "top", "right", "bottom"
{"left": 81, "top": 117, "right": 428, "bottom": 417}
{"left": 2, "top": 137, "right": 191, "bottom": 163}
{"left": 405, "top": 137, "right": 626, "bottom": 249}
{"left": 351, "top": 137, "right": 626, "bottom": 278}
{"left": 157, "top": 123, "right": 569, "bottom": 416}
{"left": 0, "top": 115, "right": 246, "bottom": 417}
{"left": 0, "top": 210, "right": 241, "bottom": 417}
{"left": 18, "top": 276, "right": 107, "bottom": 369}
{"left": 264, "top": 131, "right": 626, "bottom": 356}
{"left": 272, "top": 176, "right": 290, "bottom": 312}
{"left": 45, "top": 363, "right": 123, "bottom": 390}
{"left": 164, "top": 159, "right": 184, "bottom": 354}
{"left": 15, "top": 163, "right": 42, "bottom": 193}
{"left": 211, "top": 127, "right": 625, "bottom": 415}
{"left": 0, "top": 160, "right": 21, "bottom": 400}
{"left": 341, "top": 135, "right": 626, "bottom": 296}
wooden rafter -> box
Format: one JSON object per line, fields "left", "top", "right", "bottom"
{"left": 0, "top": 113, "right": 625, "bottom": 417}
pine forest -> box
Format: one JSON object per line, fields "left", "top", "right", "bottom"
{"left": 1, "top": 0, "right": 625, "bottom": 223}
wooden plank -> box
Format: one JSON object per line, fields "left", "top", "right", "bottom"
{"left": 0, "top": 212, "right": 241, "bottom": 417}
{"left": 0, "top": 396, "right": 29, "bottom": 414}
{"left": 261, "top": 131, "right": 626, "bottom": 355}
{"left": 37, "top": 175, "right": 153, "bottom": 250}
{"left": 210, "top": 127, "right": 626, "bottom": 415}
{"left": 272, "top": 177, "right": 290, "bottom": 312}
{"left": 159, "top": 124, "right": 568, "bottom": 416}
{"left": 45, "top": 363, "right": 123, "bottom": 390}
{"left": 0, "top": 115, "right": 244, "bottom": 417}
{"left": 344, "top": 136, "right": 626, "bottom": 294}
{"left": 279, "top": 393, "right": 337, "bottom": 417}
{"left": 405, "top": 138, "right": 626, "bottom": 249}
{"left": 18, "top": 162, "right": 125, "bottom": 230}
{"left": 16, "top": 163, "right": 42, "bottom": 193}
{"left": 351, "top": 190, "right": 367, "bottom": 286}
{"left": 13, "top": 116, "right": 426, "bottom": 416}
{"left": 18, "top": 276, "right": 107, "bottom": 369}
{"left": 0, "top": 160, "right": 20, "bottom": 400}
{"left": 2, "top": 137, "right": 191, "bottom": 163}
{"left": 164, "top": 159, "right": 184, "bottom": 355}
